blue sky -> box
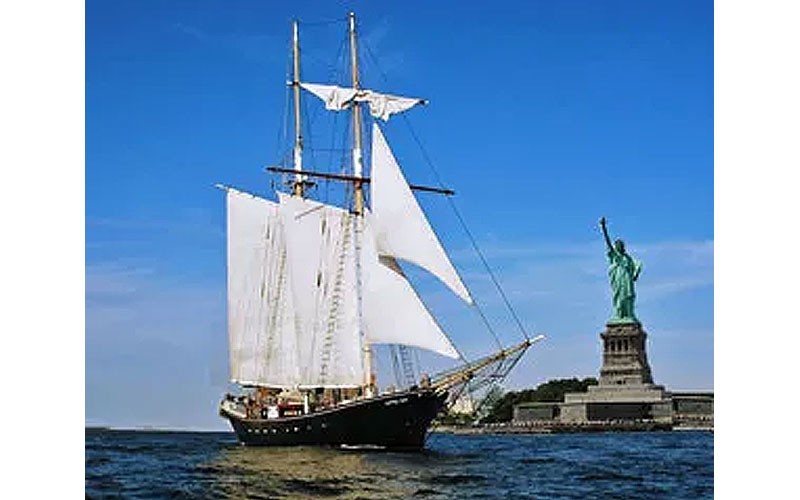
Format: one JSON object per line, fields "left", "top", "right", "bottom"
{"left": 86, "top": 0, "right": 713, "bottom": 430}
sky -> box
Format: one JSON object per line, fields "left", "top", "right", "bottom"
{"left": 85, "top": 0, "right": 713, "bottom": 430}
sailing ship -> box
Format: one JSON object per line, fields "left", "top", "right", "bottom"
{"left": 218, "top": 13, "right": 543, "bottom": 449}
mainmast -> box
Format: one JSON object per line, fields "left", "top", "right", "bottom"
{"left": 348, "top": 12, "right": 373, "bottom": 395}
{"left": 291, "top": 20, "right": 304, "bottom": 197}
{"left": 349, "top": 12, "right": 365, "bottom": 213}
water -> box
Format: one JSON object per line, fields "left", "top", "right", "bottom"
{"left": 85, "top": 429, "right": 713, "bottom": 499}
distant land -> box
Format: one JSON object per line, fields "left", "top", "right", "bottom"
{"left": 85, "top": 426, "right": 232, "bottom": 434}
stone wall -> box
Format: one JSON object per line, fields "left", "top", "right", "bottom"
{"left": 513, "top": 402, "right": 560, "bottom": 422}
{"left": 671, "top": 392, "right": 714, "bottom": 427}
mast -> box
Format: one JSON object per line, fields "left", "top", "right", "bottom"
{"left": 291, "top": 19, "right": 304, "bottom": 196}
{"left": 348, "top": 11, "right": 373, "bottom": 394}
{"left": 349, "top": 12, "right": 365, "bottom": 212}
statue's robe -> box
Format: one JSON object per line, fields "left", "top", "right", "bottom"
{"left": 607, "top": 249, "right": 642, "bottom": 320}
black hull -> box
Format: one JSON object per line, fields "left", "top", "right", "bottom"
{"left": 221, "top": 389, "right": 447, "bottom": 450}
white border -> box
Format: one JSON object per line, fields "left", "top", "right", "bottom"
{"left": 1, "top": 1, "right": 84, "bottom": 497}
{"left": 716, "top": 0, "right": 799, "bottom": 495}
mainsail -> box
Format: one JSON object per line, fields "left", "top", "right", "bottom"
{"left": 300, "top": 82, "right": 426, "bottom": 121}
{"left": 225, "top": 187, "right": 300, "bottom": 387}
{"left": 276, "top": 192, "right": 460, "bottom": 373}
{"left": 277, "top": 193, "right": 365, "bottom": 388}
{"left": 225, "top": 182, "right": 461, "bottom": 390}
{"left": 369, "top": 123, "right": 473, "bottom": 304}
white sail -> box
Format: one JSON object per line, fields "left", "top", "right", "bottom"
{"left": 300, "top": 82, "right": 425, "bottom": 121}
{"left": 225, "top": 188, "right": 300, "bottom": 387}
{"left": 361, "top": 214, "right": 460, "bottom": 358}
{"left": 370, "top": 123, "right": 473, "bottom": 304}
{"left": 278, "top": 193, "right": 365, "bottom": 387}
{"left": 299, "top": 83, "right": 358, "bottom": 113}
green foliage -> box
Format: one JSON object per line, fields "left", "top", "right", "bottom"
{"left": 434, "top": 412, "right": 475, "bottom": 426}
{"left": 480, "top": 377, "right": 598, "bottom": 423}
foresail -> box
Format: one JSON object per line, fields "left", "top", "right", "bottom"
{"left": 370, "top": 123, "right": 473, "bottom": 304}
{"left": 278, "top": 193, "right": 365, "bottom": 387}
{"left": 361, "top": 215, "right": 460, "bottom": 359}
{"left": 300, "top": 82, "right": 425, "bottom": 121}
{"left": 225, "top": 188, "right": 300, "bottom": 387}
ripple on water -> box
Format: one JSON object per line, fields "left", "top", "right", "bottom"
{"left": 86, "top": 430, "right": 713, "bottom": 499}
{"left": 282, "top": 477, "right": 350, "bottom": 497}
{"left": 427, "top": 472, "right": 488, "bottom": 485}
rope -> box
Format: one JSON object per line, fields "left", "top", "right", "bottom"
{"left": 273, "top": 35, "right": 293, "bottom": 176}
{"left": 396, "top": 113, "right": 531, "bottom": 343}
{"left": 361, "top": 40, "right": 528, "bottom": 346}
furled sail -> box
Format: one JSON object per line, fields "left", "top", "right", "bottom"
{"left": 300, "top": 82, "right": 426, "bottom": 121}
{"left": 370, "top": 123, "right": 473, "bottom": 304}
{"left": 360, "top": 214, "right": 460, "bottom": 359}
{"left": 225, "top": 187, "right": 300, "bottom": 387}
{"left": 277, "top": 193, "right": 365, "bottom": 387}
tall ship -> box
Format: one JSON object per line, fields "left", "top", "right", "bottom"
{"left": 218, "top": 13, "right": 543, "bottom": 449}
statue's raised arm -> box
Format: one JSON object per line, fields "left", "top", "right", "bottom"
{"left": 599, "top": 216, "right": 614, "bottom": 254}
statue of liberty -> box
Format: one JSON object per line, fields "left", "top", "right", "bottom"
{"left": 599, "top": 217, "right": 642, "bottom": 324}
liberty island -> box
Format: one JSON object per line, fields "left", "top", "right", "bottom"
{"left": 487, "top": 218, "right": 713, "bottom": 431}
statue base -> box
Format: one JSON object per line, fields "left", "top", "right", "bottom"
{"left": 598, "top": 321, "right": 653, "bottom": 385}
{"left": 560, "top": 322, "right": 671, "bottom": 423}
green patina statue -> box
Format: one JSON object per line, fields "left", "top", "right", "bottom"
{"left": 599, "top": 217, "right": 642, "bottom": 324}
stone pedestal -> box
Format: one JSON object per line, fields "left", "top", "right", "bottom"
{"left": 598, "top": 321, "right": 653, "bottom": 386}
{"left": 560, "top": 321, "right": 672, "bottom": 424}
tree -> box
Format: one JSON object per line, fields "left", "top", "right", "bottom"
{"left": 480, "top": 377, "right": 598, "bottom": 423}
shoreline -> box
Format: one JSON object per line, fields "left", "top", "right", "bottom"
{"left": 433, "top": 420, "right": 712, "bottom": 435}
